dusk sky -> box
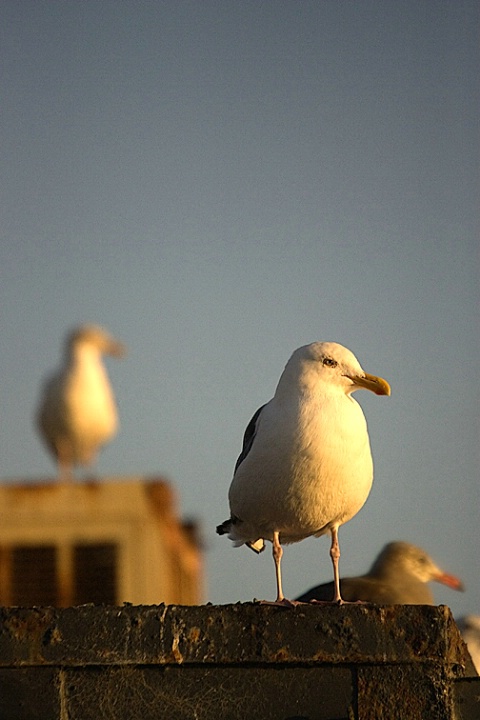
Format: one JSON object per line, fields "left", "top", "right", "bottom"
{"left": 1, "top": 1, "right": 478, "bottom": 616}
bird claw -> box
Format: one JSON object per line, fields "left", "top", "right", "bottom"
{"left": 259, "top": 598, "right": 305, "bottom": 608}
{"left": 308, "top": 598, "right": 368, "bottom": 606}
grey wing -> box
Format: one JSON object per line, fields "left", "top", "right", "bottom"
{"left": 234, "top": 404, "right": 265, "bottom": 472}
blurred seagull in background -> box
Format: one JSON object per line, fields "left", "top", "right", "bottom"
{"left": 217, "top": 341, "right": 390, "bottom": 605}
{"left": 296, "top": 541, "right": 464, "bottom": 604}
{"left": 36, "top": 324, "right": 125, "bottom": 481}
{"left": 456, "top": 616, "right": 480, "bottom": 676}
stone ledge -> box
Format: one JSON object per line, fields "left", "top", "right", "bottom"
{"left": 0, "top": 603, "right": 469, "bottom": 669}
{"left": 0, "top": 604, "right": 478, "bottom": 719}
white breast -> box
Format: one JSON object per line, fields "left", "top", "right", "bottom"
{"left": 229, "top": 392, "right": 373, "bottom": 543}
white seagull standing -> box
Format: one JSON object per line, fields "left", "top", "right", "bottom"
{"left": 217, "top": 341, "right": 390, "bottom": 605}
{"left": 36, "top": 324, "right": 125, "bottom": 481}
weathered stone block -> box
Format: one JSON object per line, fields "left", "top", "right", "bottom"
{"left": 0, "top": 603, "right": 468, "bottom": 668}
{"left": 0, "top": 604, "right": 476, "bottom": 719}
{"left": 63, "top": 666, "right": 353, "bottom": 720}
{"left": 0, "top": 667, "right": 60, "bottom": 720}
{"left": 357, "top": 665, "right": 455, "bottom": 720}
{"left": 454, "top": 677, "right": 480, "bottom": 720}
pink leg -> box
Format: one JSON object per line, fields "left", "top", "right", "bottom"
{"left": 56, "top": 441, "right": 74, "bottom": 483}
{"left": 330, "top": 526, "right": 343, "bottom": 604}
{"left": 57, "top": 457, "right": 73, "bottom": 484}
{"left": 259, "top": 532, "right": 301, "bottom": 606}
{"left": 272, "top": 530, "right": 285, "bottom": 602}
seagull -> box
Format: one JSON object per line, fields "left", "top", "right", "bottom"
{"left": 36, "top": 324, "right": 125, "bottom": 481}
{"left": 456, "top": 616, "right": 480, "bottom": 675}
{"left": 296, "top": 541, "right": 464, "bottom": 604}
{"left": 216, "top": 341, "right": 390, "bottom": 605}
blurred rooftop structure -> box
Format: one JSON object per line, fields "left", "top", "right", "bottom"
{"left": 0, "top": 476, "right": 202, "bottom": 606}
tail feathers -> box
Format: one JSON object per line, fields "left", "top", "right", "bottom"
{"left": 216, "top": 516, "right": 265, "bottom": 554}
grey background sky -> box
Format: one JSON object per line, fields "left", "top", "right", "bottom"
{"left": 1, "top": 1, "right": 478, "bottom": 616}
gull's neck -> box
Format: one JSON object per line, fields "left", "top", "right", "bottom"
{"left": 67, "top": 344, "right": 103, "bottom": 368}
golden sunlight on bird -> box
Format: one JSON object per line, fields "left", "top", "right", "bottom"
{"left": 217, "top": 341, "right": 390, "bottom": 605}
{"left": 36, "top": 324, "right": 125, "bottom": 482}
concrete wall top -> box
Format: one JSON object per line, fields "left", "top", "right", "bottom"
{"left": 0, "top": 603, "right": 470, "bottom": 671}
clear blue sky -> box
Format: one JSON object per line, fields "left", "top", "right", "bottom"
{"left": 1, "top": 1, "right": 478, "bottom": 616}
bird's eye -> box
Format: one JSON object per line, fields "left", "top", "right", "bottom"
{"left": 322, "top": 357, "right": 338, "bottom": 368}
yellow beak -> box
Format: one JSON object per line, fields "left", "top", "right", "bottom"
{"left": 107, "top": 340, "right": 127, "bottom": 358}
{"left": 346, "top": 372, "right": 391, "bottom": 396}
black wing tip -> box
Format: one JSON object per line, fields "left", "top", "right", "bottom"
{"left": 234, "top": 404, "right": 265, "bottom": 473}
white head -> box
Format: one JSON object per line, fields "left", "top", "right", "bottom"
{"left": 65, "top": 324, "right": 126, "bottom": 360}
{"left": 283, "top": 341, "right": 390, "bottom": 397}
